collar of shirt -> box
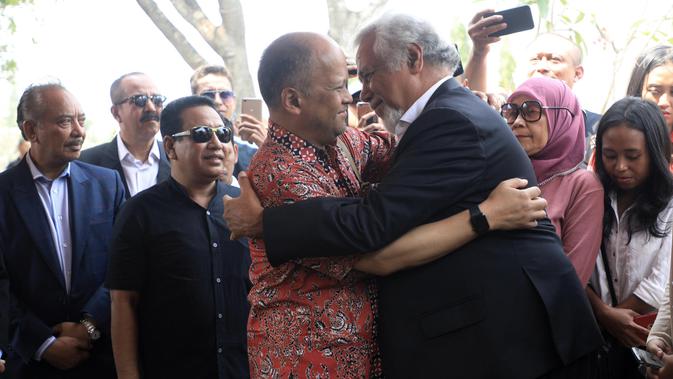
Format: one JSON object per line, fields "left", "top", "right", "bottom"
{"left": 230, "top": 175, "right": 240, "bottom": 188}
{"left": 167, "top": 176, "right": 230, "bottom": 211}
{"left": 396, "top": 75, "right": 453, "bottom": 140}
{"left": 267, "top": 121, "right": 331, "bottom": 166}
{"left": 116, "top": 134, "right": 160, "bottom": 166}
{"left": 25, "top": 151, "right": 71, "bottom": 182}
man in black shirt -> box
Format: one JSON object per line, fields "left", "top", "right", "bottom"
{"left": 106, "top": 95, "right": 250, "bottom": 379}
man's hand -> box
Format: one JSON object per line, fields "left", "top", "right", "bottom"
{"left": 0, "top": 358, "right": 5, "bottom": 373}
{"left": 53, "top": 322, "right": 90, "bottom": 344}
{"left": 42, "top": 336, "right": 91, "bottom": 370}
{"left": 237, "top": 114, "right": 267, "bottom": 146}
{"left": 223, "top": 172, "right": 263, "bottom": 240}
{"left": 599, "top": 306, "right": 650, "bottom": 347}
{"left": 479, "top": 178, "right": 546, "bottom": 230}
{"left": 467, "top": 9, "right": 506, "bottom": 57}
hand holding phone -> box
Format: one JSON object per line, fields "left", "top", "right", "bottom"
{"left": 356, "top": 102, "right": 378, "bottom": 126}
{"left": 484, "top": 5, "right": 534, "bottom": 37}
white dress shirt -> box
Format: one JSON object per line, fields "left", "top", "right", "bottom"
{"left": 117, "top": 135, "right": 160, "bottom": 197}
{"left": 594, "top": 193, "right": 673, "bottom": 308}
{"left": 395, "top": 75, "right": 453, "bottom": 140}
{"left": 25, "top": 153, "right": 73, "bottom": 360}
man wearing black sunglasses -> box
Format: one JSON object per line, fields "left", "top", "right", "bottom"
{"left": 80, "top": 72, "right": 171, "bottom": 199}
{"left": 107, "top": 95, "right": 249, "bottom": 379}
{"left": 190, "top": 65, "right": 266, "bottom": 174}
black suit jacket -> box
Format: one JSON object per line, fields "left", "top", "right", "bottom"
{"left": 0, "top": 159, "right": 124, "bottom": 378}
{"left": 0, "top": 248, "right": 8, "bottom": 352}
{"left": 263, "top": 78, "right": 603, "bottom": 378}
{"left": 79, "top": 136, "right": 170, "bottom": 199}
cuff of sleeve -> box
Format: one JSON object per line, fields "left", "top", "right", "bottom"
{"left": 647, "top": 335, "right": 673, "bottom": 350}
{"left": 33, "top": 336, "right": 56, "bottom": 361}
{"left": 634, "top": 284, "right": 663, "bottom": 309}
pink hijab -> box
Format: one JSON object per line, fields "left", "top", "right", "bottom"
{"left": 508, "top": 77, "right": 585, "bottom": 183}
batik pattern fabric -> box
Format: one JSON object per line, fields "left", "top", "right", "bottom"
{"left": 247, "top": 122, "right": 395, "bottom": 378}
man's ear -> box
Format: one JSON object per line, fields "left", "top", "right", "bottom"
{"left": 407, "top": 43, "right": 424, "bottom": 74}
{"left": 232, "top": 142, "right": 239, "bottom": 164}
{"left": 163, "top": 135, "right": 177, "bottom": 161}
{"left": 280, "top": 88, "right": 302, "bottom": 115}
{"left": 574, "top": 64, "right": 585, "bottom": 83}
{"left": 111, "top": 105, "right": 121, "bottom": 123}
{"left": 22, "top": 120, "right": 38, "bottom": 143}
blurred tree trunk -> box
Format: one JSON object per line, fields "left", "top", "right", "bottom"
{"left": 135, "top": 0, "right": 388, "bottom": 97}
{"left": 136, "top": 0, "right": 254, "bottom": 99}
{"left": 326, "top": 0, "right": 388, "bottom": 57}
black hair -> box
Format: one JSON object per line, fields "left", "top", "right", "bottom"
{"left": 160, "top": 95, "right": 233, "bottom": 146}
{"left": 258, "top": 33, "right": 315, "bottom": 109}
{"left": 626, "top": 45, "right": 673, "bottom": 97}
{"left": 16, "top": 82, "right": 66, "bottom": 139}
{"left": 594, "top": 96, "right": 673, "bottom": 242}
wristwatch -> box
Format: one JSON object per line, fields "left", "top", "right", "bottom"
{"left": 469, "top": 205, "right": 490, "bottom": 236}
{"left": 80, "top": 318, "right": 101, "bottom": 341}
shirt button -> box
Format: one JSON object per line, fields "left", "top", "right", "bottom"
{"left": 58, "top": 215, "right": 63, "bottom": 220}
{"left": 212, "top": 242, "right": 218, "bottom": 248}
{"left": 216, "top": 277, "right": 221, "bottom": 283}
{"left": 218, "top": 313, "right": 223, "bottom": 319}
{"left": 217, "top": 347, "right": 223, "bottom": 354}
{"left": 206, "top": 210, "right": 211, "bottom": 216}
{"left": 63, "top": 243, "right": 69, "bottom": 248}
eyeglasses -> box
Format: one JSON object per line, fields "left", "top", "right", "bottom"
{"left": 500, "top": 100, "right": 574, "bottom": 124}
{"left": 116, "top": 94, "right": 167, "bottom": 108}
{"left": 200, "top": 90, "right": 235, "bottom": 101}
{"left": 171, "top": 125, "right": 233, "bottom": 144}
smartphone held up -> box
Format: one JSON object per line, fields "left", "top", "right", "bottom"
{"left": 485, "top": 5, "right": 534, "bottom": 37}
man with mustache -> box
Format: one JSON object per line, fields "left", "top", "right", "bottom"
{"left": 80, "top": 72, "right": 170, "bottom": 199}
{"left": 106, "top": 96, "right": 250, "bottom": 379}
{"left": 0, "top": 83, "right": 124, "bottom": 378}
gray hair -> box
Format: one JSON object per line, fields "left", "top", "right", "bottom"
{"left": 355, "top": 13, "right": 459, "bottom": 72}
{"left": 16, "top": 81, "right": 66, "bottom": 139}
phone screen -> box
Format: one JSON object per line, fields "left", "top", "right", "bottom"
{"left": 486, "top": 5, "right": 534, "bottom": 37}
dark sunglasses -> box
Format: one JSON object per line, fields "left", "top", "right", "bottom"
{"left": 200, "top": 90, "right": 235, "bottom": 101}
{"left": 171, "top": 125, "right": 233, "bottom": 144}
{"left": 500, "top": 100, "right": 574, "bottom": 124}
{"left": 116, "top": 94, "right": 167, "bottom": 108}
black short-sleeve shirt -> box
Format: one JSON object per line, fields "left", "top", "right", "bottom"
{"left": 107, "top": 178, "right": 250, "bottom": 379}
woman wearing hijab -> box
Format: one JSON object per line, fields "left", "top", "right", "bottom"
{"left": 501, "top": 76, "right": 604, "bottom": 285}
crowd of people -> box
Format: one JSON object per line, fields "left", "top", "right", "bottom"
{"left": 0, "top": 8, "right": 672, "bottom": 379}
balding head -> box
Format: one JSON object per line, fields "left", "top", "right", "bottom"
{"left": 525, "top": 33, "right": 584, "bottom": 88}
{"left": 258, "top": 32, "right": 340, "bottom": 109}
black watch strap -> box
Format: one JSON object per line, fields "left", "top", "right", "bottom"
{"left": 469, "top": 205, "right": 490, "bottom": 235}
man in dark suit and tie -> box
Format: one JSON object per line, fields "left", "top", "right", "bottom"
{"left": 223, "top": 14, "right": 603, "bottom": 379}
{"left": 0, "top": 83, "right": 124, "bottom": 378}
{"left": 79, "top": 72, "right": 170, "bottom": 198}
{"left": 0, "top": 250, "right": 8, "bottom": 374}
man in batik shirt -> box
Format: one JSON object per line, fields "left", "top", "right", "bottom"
{"left": 246, "top": 32, "right": 395, "bottom": 378}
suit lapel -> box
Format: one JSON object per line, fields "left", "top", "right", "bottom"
{"left": 394, "top": 78, "right": 462, "bottom": 158}
{"left": 157, "top": 142, "right": 171, "bottom": 183}
{"left": 68, "top": 162, "right": 90, "bottom": 281}
{"left": 103, "top": 138, "right": 130, "bottom": 199}
{"left": 11, "top": 159, "right": 67, "bottom": 289}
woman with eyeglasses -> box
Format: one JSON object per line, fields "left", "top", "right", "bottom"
{"left": 502, "top": 76, "right": 603, "bottom": 286}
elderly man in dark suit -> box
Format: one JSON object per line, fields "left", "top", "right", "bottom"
{"left": 79, "top": 72, "right": 169, "bottom": 198}
{"left": 223, "top": 14, "right": 603, "bottom": 379}
{"left": 0, "top": 83, "right": 124, "bottom": 378}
